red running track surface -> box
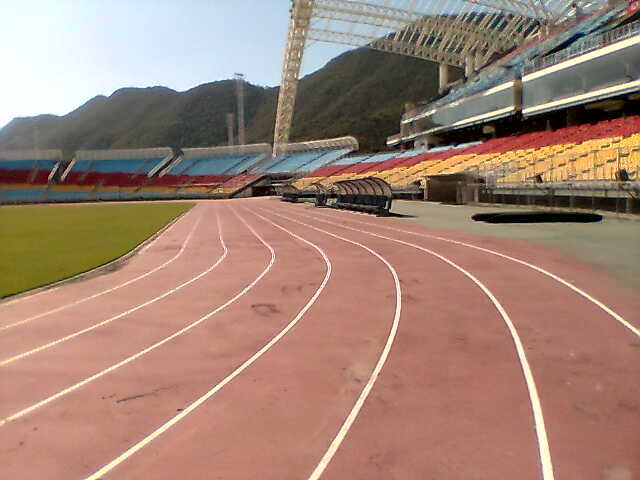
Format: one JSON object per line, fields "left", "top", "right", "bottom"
{"left": 0, "top": 198, "right": 638, "bottom": 480}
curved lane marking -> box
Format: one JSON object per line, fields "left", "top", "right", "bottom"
{"left": 307, "top": 205, "right": 639, "bottom": 338}
{"left": 0, "top": 208, "right": 264, "bottom": 427}
{"left": 256, "top": 207, "right": 403, "bottom": 480}
{"left": 1, "top": 215, "right": 218, "bottom": 366}
{"left": 1, "top": 209, "right": 201, "bottom": 330}
{"left": 268, "top": 206, "right": 554, "bottom": 480}
{"left": 83, "top": 206, "right": 332, "bottom": 480}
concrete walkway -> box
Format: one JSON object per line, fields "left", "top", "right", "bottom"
{"left": 391, "top": 200, "right": 640, "bottom": 288}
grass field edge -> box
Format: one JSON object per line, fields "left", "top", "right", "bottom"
{"left": 0, "top": 205, "right": 194, "bottom": 303}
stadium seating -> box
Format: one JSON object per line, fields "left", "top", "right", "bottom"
{"left": 214, "top": 173, "right": 266, "bottom": 196}
{"left": 293, "top": 117, "right": 640, "bottom": 190}
{"left": 0, "top": 188, "right": 48, "bottom": 203}
{"left": 296, "top": 149, "right": 352, "bottom": 172}
{"left": 252, "top": 148, "right": 352, "bottom": 174}
{"left": 0, "top": 150, "right": 64, "bottom": 204}
{"left": 62, "top": 148, "right": 173, "bottom": 190}
{"left": 153, "top": 153, "right": 261, "bottom": 186}
{"left": 406, "top": 5, "right": 628, "bottom": 131}
{"left": 0, "top": 150, "right": 61, "bottom": 185}
{"left": 137, "top": 149, "right": 267, "bottom": 199}
{"left": 254, "top": 152, "right": 318, "bottom": 173}
{"left": 293, "top": 153, "right": 398, "bottom": 189}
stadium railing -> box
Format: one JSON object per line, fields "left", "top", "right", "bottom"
{"left": 525, "top": 18, "right": 640, "bottom": 74}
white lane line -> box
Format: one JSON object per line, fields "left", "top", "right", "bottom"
{"left": 0, "top": 208, "right": 263, "bottom": 427}
{"left": 307, "top": 205, "right": 640, "bottom": 339}
{"left": 138, "top": 208, "right": 195, "bottom": 254}
{"left": 270, "top": 206, "right": 554, "bottom": 480}
{"left": 83, "top": 205, "right": 332, "bottom": 480}
{"left": 1, "top": 209, "right": 201, "bottom": 331}
{"left": 1, "top": 215, "right": 217, "bottom": 366}
{"left": 256, "top": 207, "right": 403, "bottom": 480}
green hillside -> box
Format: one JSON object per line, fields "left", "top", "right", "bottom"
{"left": 0, "top": 48, "right": 462, "bottom": 155}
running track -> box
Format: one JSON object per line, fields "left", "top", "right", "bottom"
{"left": 1, "top": 198, "right": 638, "bottom": 480}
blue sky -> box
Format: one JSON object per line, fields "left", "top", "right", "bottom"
{"left": 0, "top": 0, "right": 351, "bottom": 129}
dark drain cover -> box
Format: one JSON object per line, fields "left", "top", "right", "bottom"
{"left": 472, "top": 211, "right": 603, "bottom": 223}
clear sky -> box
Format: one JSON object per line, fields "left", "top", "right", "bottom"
{"left": 0, "top": 0, "right": 352, "bottom": 129}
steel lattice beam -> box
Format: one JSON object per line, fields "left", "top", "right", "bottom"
{"left": 273, "top": 0, "right": 315, "bottom": 152}
{"left": 273, "top": 0, "right": 606, "bottom": 152}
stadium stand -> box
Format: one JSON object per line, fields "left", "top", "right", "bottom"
{"left": 293, "top": 152, "right": 398, "bottom": 189}
{"left": 60, "top": 147, "right": 174, "bottom": 199}
{"left": 3, "top": 4, "right": 639, "bottom": 213}
{"left": 0, "top": 150, "right": 62, "bottom": 204}
{"left": 0, "top": 149, "right": 61, "bottom": 184}
{"left": 252, "top": 147, "right": 352, "bottom": 174}
{"left": 254, "top": 136, "right": 357, "bottom": 174}
{"left": 139, "top": 144, "right": 270, "bottom": 198}
{"left": 398, "top": 4, "right": 634, "bottom": 145}
{"left": 294, "top": 117, "right": 640, "bottom": 194}
{"left": 214, "top": 173, "right": 267, "bottom": 196}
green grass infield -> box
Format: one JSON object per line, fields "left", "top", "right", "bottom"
{"left": 0, "top": 202, "right": 194, "bottom": 298}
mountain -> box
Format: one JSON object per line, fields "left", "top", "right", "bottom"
{"left": 0, "top": 48, "right": 462, "bottom": 155}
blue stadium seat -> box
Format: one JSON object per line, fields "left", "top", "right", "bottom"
{"left": 0, "top": 188, "right": 47, "bottom": 202}
{"left": 298, "top": 149, "right": 351, "bottom": 171}
{"left": 269, "top": 152, "right": 325, "bottom": 173}
{"left": 88, "top": 158, "right": 159, "bottom": 174}
{"left": 225, "top": 154, "right": 265, "bottom": 174}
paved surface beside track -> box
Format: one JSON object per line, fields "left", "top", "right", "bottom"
{"left": 390, "top": 199, "right": 640, "bottom": 288}
{"left": 1, "top": 198, "right": 638, "bottom": 480}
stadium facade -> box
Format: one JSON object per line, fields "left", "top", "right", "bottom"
{"left": 1, "top": 0, "right": 639, "bottom": 211}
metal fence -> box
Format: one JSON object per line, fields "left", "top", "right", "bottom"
{"left": 525, "top": 18, "right": 640, "bottom": 74}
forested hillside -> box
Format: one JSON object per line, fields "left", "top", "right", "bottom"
{"left": 0, "top": 48, "right": 462, "bottom": 155}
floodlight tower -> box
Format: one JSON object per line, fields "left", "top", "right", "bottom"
{"left": 235, "top": 73, "right": 246, "bottom": 146}
{"left": 226, "top": 112, "right": 235, "bottom": 146}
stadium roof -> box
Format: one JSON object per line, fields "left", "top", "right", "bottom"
{"left": 307, "top": 0, "right": 606, "bottom": 67}
{"left": 274, "top": 0, "right": 608, "bottom": 150}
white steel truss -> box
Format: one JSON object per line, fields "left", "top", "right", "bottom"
{"left": 273, "top": 0, "right": 606, "bottom": 151}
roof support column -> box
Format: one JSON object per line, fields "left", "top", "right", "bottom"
{"left": 465, "top": 53, "right": 476, "bottom": 77}
{"left": 439, "top": 62, "right": 450, "bottom": 93}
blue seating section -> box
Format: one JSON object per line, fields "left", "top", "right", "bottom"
{"left": 298, "top": 149, "right": 352, "bottom": 171}
{"left": 89, "top": 158, "right": 159, "bottom": 174}
{"left": 253, "top": 148, "right": 354, "bottom": 173}
{"left": 46, "top": 191, "right": 94, "bottom": 201}
{"left": 0, "top": 187, "right": 101, "bottom": 203}
{"left": 71, "top": 157, "right": 163, "bottom": 175}
{"left": 0, "top": 147, "right": 273, "bottom": 203}
{"left": 225, "top": 155, "right": 266, "bottom": 175}
{"left": 252, "top": 155, "right": 286, "bottom": 173}
{"left": 268, "top": 152, "right": 325, "bottom": 173}
{"left": 164, "top": 158, "right": 197, "bottom": 175}
{"left": 0, "top": 160, "right": 59, "bottom": 184}
{"left": 364, "top": 152, "right": 398, "bottom": 162}
{"left": 95, "top": 191, "right": 121, "bottom": 201}
{"left": 0, "top": 160, "right": 35, "bottom": 170}
{"left": 0, "top": 188, "right": 46, "bottom": 201}
{"left": 172, "top": 155, "right": 252, "bottom": 176}
{"left": 332, "top": 154, "right": 375, "bottom": 165}
{"left": 388, "top": 149, "right": 428, "bottom": 158}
